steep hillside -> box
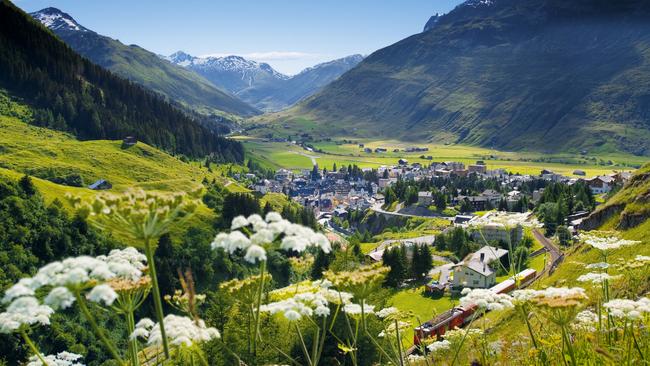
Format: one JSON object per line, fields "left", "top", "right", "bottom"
{"left": 30, "top": 8, "right": 259, "bottom": 118}
{"left": 167, "top": 52, "right": 363, "bottom": 111}
{"left": 276, "top": 0, "right": 650, "bottom": 156}
{"left": 580, "top": 163, "right": 650, "bottom": 230}
{"left": 0, "top": 1, "right": 243, "bottom": 160}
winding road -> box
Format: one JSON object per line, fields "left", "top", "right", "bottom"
{"left": 532, "top": 228, "right": 562, "bottom": 271}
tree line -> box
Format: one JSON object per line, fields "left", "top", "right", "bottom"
{"left": 0, "top": 1, "right": 243, "bottom": 162}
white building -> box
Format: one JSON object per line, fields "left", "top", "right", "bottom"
{"left": 452, "top": 246, "right": 508, "bottom": 289}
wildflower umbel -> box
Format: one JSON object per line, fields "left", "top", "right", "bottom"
{"left": 212, "top": 213, "right": 332, "bottom": 264}
{"left": 460, "top": 288, "right": 514, "bottom": 311}
{"left": 146, "top": 314, "right": 220, "bottom": 347}
{"left": 26, "top": 351, "right": 85, "bottom": 366}
{"left": 324, "top": 263, "right": 390, "bottom": 300}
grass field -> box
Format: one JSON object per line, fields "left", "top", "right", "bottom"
{"left": 239, "top": 137, "right": 647, "bottom": 177}
{"left": 0, "top": 115, "right": 239, "bottom": 195}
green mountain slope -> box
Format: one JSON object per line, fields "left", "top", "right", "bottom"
{"left": 278, "top": 0, "right": 650, "bottom": 156}
{"left": 0, "top": 0, "right": 243, "bottom": 160}
{"left": 30, "top": 7, "right": 259, "bottom": 118}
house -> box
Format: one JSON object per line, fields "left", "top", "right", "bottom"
{"left": 275, "top": 169, "right": 292, "bottom": 182}
{"left": 452, "top": 246, "right": 509, "bottom": 289}
{"left": 454, "top": 215, "right": 475, "bottom": 225}
{"left": 375, "top": 147, "right": 387, "bottom": 153}
{"left": 88, "top": 179, "right": 111, "bottom": 190}
{"left": 398, "top": 158, "right": 408, "bottom": 166}
{"left": 468, "top": 164, "right": 487, "bottom": 174}
{"left": 573, "top": 169, "right": 586, "bottom": 176}
{"left": 587, "top": 176, "right": 614, "bottom": 194}
{"left": 122, "top": 136, "right": 137, "bottom": 147}
{"left": 418, "top": 191, "right": 433, "bottom": 206}
{"left": 364, "top": 148, "right": 372, "bottom": 153}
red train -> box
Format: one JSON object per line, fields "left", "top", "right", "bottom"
{"left": 413, "top": 268, "right": 537, "bottom": 345}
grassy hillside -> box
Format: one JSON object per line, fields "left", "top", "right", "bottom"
{"left": 0, "top": 115, "right": 234, "bottom": 194}
{"left": 255, "top": 0, "right": 650, "bottom": 156}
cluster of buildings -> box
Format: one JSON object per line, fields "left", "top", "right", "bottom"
{"left": 251, "top": 167, "right": 381, "bottom": 218}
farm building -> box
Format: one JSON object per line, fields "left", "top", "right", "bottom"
{"left": 88, "top": 179, "right": 111, "bottom": 190}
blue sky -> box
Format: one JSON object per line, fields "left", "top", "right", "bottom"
{"left": 16, "top": 0, "right": 464, "bottom": 74}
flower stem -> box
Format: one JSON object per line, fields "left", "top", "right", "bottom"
{"left": 126, "top": 310, "right": 139, "bottom": 366}
{"left": 252, "top": 260, "right": 267, "bottom": 356}
{"left": 394, "top": 319, "right": 404, "bottom": 366}
{"left": 561, "top": 325, "right": 577, "bottom": 366}
{"left": 21, "top": 330, "right": 47, "bottom": 366}
{"left": 295, "top": 323, "right": 313, "bottom": 366}
{"left": 144, "top": 238, "right": 170, "bottom": 359}
{"left": 74, "top": 291, "right": 125, "bottom": 365}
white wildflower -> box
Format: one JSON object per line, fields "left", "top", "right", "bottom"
{"left": 27, "top": 351, "right": 84, "bottom": 366}
{"left": 0, "top": 296, "right": 53, "bottom": 333}
{"left": 265, "top": 212, "right": 282, "bottom": 222}
{"left": 577, "top": 272, "right": 619, "bottom": 284}
{"left": 247, "top": 214, "right": 267, "bottom": 231}
{"left": 244, "top": 245, "right": 267, "bottom": 264}
{"left": 604, "top": 298, "right": 650, "bottom": 320}
{"left": 460, "top": 288, "right": 514, "bottom": 311}
{"left": 572, "top": 310, "right": 599, "bottom": 332}
{"left": 376, "top": 307, "right": 399, "bottom": 319}
{"left": 231, "top": 215, "right": 248, "bottom": 230}
{"left": 343, "top": 303, "right": 375, "bottom": 315}
{"left": 86, "top": 284, "right": 118, "bottom": 306}
{"left": 581, "top": 234, "right": 640, "bottom": 251}
{"left": 250, "top": 229, "right": 276, "bottom": 245}
{"left": 427, "top": 339, "right": 451, "bottom": 353}
{"left": 2, "top": 283, "right": 35, "bottom": 304}
{"left": 148, "top": 315, "right": 220, "bottom": 348}
{"left": 44, "top": 287, "right": 76, "bottom": 310}
{"left": 585, "top": 262, "right": 610, "bottom": 270}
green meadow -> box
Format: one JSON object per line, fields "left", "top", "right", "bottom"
{"left": 239, "top": 137, "right": 647, "bottom": 177}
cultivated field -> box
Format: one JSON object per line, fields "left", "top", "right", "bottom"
{"left": 239, "top": 137, "right": 647, "bottom": 177}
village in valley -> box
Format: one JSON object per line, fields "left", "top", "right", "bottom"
{"left": 226, "top": 141, "right": 633, "bottom": 340}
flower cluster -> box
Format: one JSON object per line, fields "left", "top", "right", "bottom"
{"left": 261, "top": 291, "right": 332, "bottom": 321}
{"left": 324, "top": 263, "right": 390, "bottom": 299}
{"left": 580, "top": 233, "right": 640, "bottom": 251}
{"left": 577, "top": 272, "right": 619, "bottom": 284}
{"left": 146, "top": 315, "right": 220, "bottom": 347}
{"left": 572, "top": 310, "right": 599, "bottom": 332}
{"left": 443, "top": 327, "right": 483, "bottom": 344}
{"left": 460, "top": 288, "right": 514, "bottom": 311}
{"left": 513, "top": 287, "right": 588, "bottom": 309}
{"left": 343, "top": 303, "right": 375, "bottom": 316}
{"left": 427, "top": 339, "right": 452, "bottom": 353}
{"left": 68, "top": 188, "right": 200, "bottom": 241}
{"left": 220, "top": 274, "right": 271, "bottom": 305}
{"left": 376, "top": 307, "right": 399, "bottom": 319}
{"left": 0, "top": 296, "right": 53, "bottom": 334}
{"left": 27, "top": 351, "right": 84, "bottom": 366}
{"left": 603, "top": 297, "right": 650, "bottom": 320}
{"left": 130, "top": 318, "right": 155, "bottom": 341}
{"left": 2, "top": 248, "right": 147, "bottom": 313}
{"left": 212, "top": 213, "right": 331, "bottom": 264}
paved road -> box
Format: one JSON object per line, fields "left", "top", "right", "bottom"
{"left": 532, "top": 228, "right": 562, "bottom": 270}
{"left": 371, "top": 203, "right": 453, "bottom": 220}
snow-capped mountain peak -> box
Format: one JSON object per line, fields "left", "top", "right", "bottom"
{"left": 30, "top": 7, "right": 89, "bottom": 32}
{"left": 165, "top": 52, "right": 289, "bottom": 81}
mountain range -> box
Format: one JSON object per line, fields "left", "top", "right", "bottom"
{"left": 30, "top": 7, "right": 259, "bottom": 119}
{"left": 272, "top": 0, "right": 650, "bottom": 156}
{"left": 166, "top": 52, "right": 363, "bottom": 111}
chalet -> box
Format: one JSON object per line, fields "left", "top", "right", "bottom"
{"left": 573, "top": 169, "right": 586, "bottom": 176}
{"left": 88, "top": 179, "right": 111, "bottom": 190}
{"left": 452, "top": 246, "right": 509, "bottom": 289}
{"left": 375, "top": 147, "right": 387, "bottom": 153}
{"left": 587, "top": 176, "right": 614, "bottom": 194}
{"left": 398, "top": 158, "right": 409, "bottom": 166}
{"left": 274, "top": 169, "right": 292, "bottom": 182}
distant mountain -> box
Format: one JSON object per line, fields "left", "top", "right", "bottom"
{"left": 281, "top": 0, "right": 650, "bottom": 156}
{"left": 423, "top": 13, "right": 441, "bottom": 32}
{"left": 166, "top": 52, "right": 363, "bottom": 111}
{"left": 1, "top": 1, "right": 243, "bottom": 161}
{"left": 30, "top": 7, "right": 259, "bottom": 118}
